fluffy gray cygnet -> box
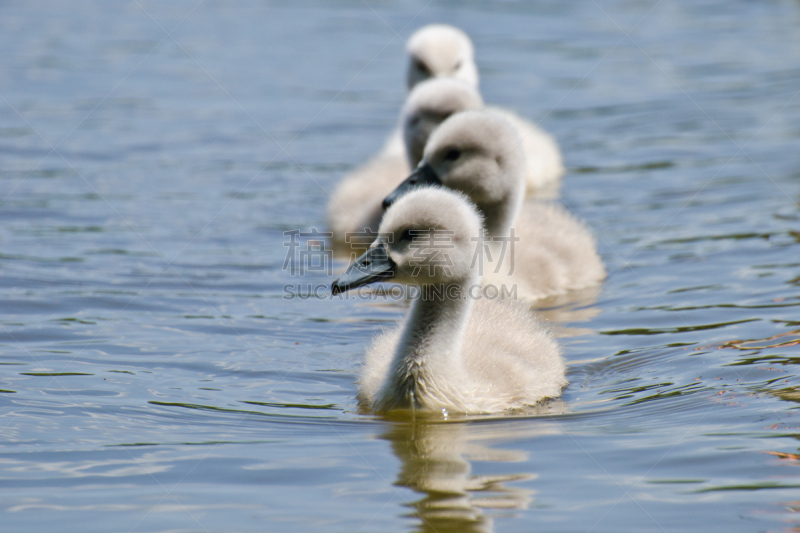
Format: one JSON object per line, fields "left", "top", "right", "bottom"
{"left": 332, "top": 188, "right": 567, "bottom": 414}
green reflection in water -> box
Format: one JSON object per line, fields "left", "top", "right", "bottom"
{"left": 694, "top": 482, "right": 800, "bottom": 493}
{"left": 602, "top": 318, "right": 759, "bottom": 336}
{"left": 148, "top": 401, "right": 338, "bottom": 419}
{"left": 242, "top": 401, "right": 337, "bottom": 410}
{"left": 20, "top": 372, "right": 93, "bottom": 376}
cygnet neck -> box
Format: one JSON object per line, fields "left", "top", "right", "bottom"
{"left": 387, "top": 273, "right": 476, "bottom": 409}
{"left": 477, "top": 196, "right": 520, "bottom": 239}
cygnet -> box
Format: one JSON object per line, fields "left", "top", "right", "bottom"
{"left": 327, "top": 24, "right": 481, "bottom": 248}
{"left": 332, "top": 187, "right": 567, "bottom": 414}
{"left": 402, "top": 78, "right": 564, "bottom": 195}
{"left": 385, "top": 110, "right": 605, "bottom": 301}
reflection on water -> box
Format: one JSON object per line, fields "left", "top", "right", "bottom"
{"left": 534, "top": 285, "right": 603, "bottom": 337}
{"left": 384, "top": 421, "right": 533, "bottom": 533}
{"left": 380, "top": 401, "right": 569, "bottom": 532}
{"left": 714, "top": 329, "right": 800, "bottom": 352}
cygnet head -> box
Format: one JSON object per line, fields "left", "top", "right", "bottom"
{"left": 385, "top": 110, "right": 526, "bottom": 237}
{"left": 402, "top": 78, "right": 484, "bottom": 169}
{"left": 331, "top": 188, "right": 483, "bottom": 294}
{"left": 406, "top": 24, "right": 479, "bottom": 90}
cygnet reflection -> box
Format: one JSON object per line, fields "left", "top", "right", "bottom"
{"left": 533, "top": 284, "right": 604, "bottom": 338}
{"left": 381, "top": 418, "right": 557, "bottom": 533}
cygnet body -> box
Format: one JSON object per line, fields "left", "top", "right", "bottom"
{"left": 402, "top": 78, "right": 564, "bottom": 195}
{"left": 385, "top": 110, "right": 606, "bottom": 301}
{"left": 331, "top": 187, "right": 566, "bottom": 414}
{"left": 327, "top": 25, "right": 481, "bottom": 247}
{"left": 327, "top": 145, "right": 409, "bottom": 249}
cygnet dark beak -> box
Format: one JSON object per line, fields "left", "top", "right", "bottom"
{"left": 331, "top": 244, "right": 397, "bottom": 295}
{"left": 382, "top": 162, "right": 441, "bottom": 210}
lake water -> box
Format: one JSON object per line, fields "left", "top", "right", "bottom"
{"left": 2, "top": 1, "right": 800, "bottom": 531}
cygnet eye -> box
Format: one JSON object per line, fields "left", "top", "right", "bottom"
{"left": 444, "top": 149, "right": 461, "bottom": 162}
{"left": 414, "top": 59, "right": 430, "bottom": 75}
{"left": 408, "top": 115, "right": 420, "bottom": 127}
{"left": 398, "top": 228, "right": 414, "bottom": 242}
